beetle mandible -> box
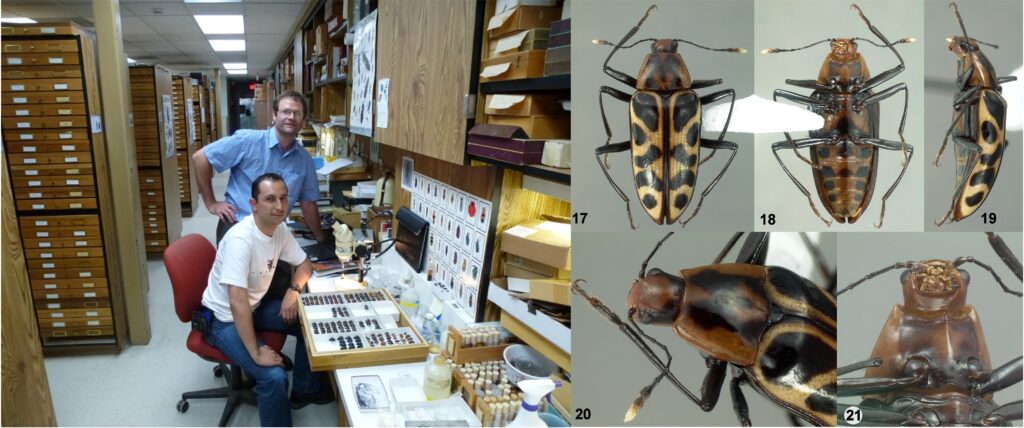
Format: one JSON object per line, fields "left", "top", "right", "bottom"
{"left": 764, "top": 4, "right": 914, "bottom": 228}
{"left": 573, "top": 232, "right": 837, "bottom": 426}
{"left": 836, "top": 232, "right": 1023, "bottom": 426}
{"left": 932, "top": 2, "right": 1017, "bottom": 226}
{"left": 592, "top": 5, "right": 745, "bottom": 229}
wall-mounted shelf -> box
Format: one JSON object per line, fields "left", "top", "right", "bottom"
{"left": 313, "top": 75, "right": 347, "bottom": 88}
{"left": 479, "top": 74, "right": 570, "bottom": 94}
{"left": 468, "top": 154, "right": 570, "bottom": 184}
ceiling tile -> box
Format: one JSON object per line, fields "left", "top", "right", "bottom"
{"left": 246, "top": 15, "right": 294, "bottom": 34}
{"left": 139, "top": 15, "right": 201, "bottom": 34}
{"left": 136, "top": 40, "right": 182, "bottom": 54}
{"left": 2, "top": 5, "right": 76, "bottom": 19}
{"left": 184, "top": 3, "right": 244, "bottom": 15}
{"left": 124, "top": 32, "right": 166, "bottom": 42}
{"left": 161, "top": 33, "right": 206, "bottom": 42}
{"left": 123, "top": 2, "right": 190, "bottom": 17}
{"left": 120, "top": 16, "right": 154, "bottom": 35}
{"left": 171, "top": 40, "right": 214, "bottom": 53}
{"left": 246, "top": 33, "right": 285, "bottom": 42}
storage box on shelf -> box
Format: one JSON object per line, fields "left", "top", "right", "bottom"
{"left": 543, "top": 18, "right": 570, "bottom": 76}
{"left": 1, "top": 22, "right": 129, "bottom": 349}
{"left": 172, "top": 76, "right": 198, "bottom": 216}
{"left": 128, "top": 65, "right": 182, "bottom": 253}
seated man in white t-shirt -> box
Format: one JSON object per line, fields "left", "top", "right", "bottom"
{"left": 201, "top": 172, "right": 332, "bottom": 426}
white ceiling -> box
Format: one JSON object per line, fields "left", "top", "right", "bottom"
{"left": 1, "top": 0, "right": 313, "bottom": 78}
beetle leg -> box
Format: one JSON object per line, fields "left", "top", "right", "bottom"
{"left": 734, "top": 232, "right": 770, "bottom": 266}
{"left": 856, "top": 137, "right": 914, "bottom": 228}
{"left": 837, "top": 373, "right": 926, "bottom": 396}
{"left": 951, "top": 256, "right": 1023, "bottom": 297}
{"left": 971, "top": 356, "right": 1023, "bottom": 396}
{"left": 679, "top": 139, "right": 738, "bottom": 228}
{"left": 713, "top": 232, "right": 745, "bottom": 264}
{"left": 932, "top": 86, "right": 980, "bottom": 167}
{"left": 850, "top": 5, "right": 905, "bottom": 92}
{"left": 699, "top": 89, "right": 737, "bottom": 162}
{"left": 935, "top": 137, "right": 979, "bottom": 226}
{"left": 599, "top": 85, "right": 633, "bottom": 168}
{"left": 986, "top": 232, "right": 1023, "bottom": 281}
{"left": 690, "top": 79, "right": 723, "bottom": 90}
{"left": 860, "top": 83, "right": 909, "bottom": 166}
{"left": 771, "top": 139, "right": 835, "bottom": 226}
{"left": 774, "top": 89, "right": 830, "bottom": 169}
{"left": 836, "top": 261, "right": 914, "bottom": 296}
{"left": 799, "top": 232, "right": 836, "bottom": 294}
{"left": 730, "top": 374, "right": 752, "bottom": 427}
{"left": 595, "top": 142, "right": 637, "bottom": 229}
{"left": 785, "top": 79, "right": 834, "bottom": 92}
{"left": 955, "top": 61, "right": 976, "bottom": 92}
{"left": 996, "top": 75, "right": 1018, "bottom": 86}
{"left": 980, "top": 400, "right": 1023, "bottom": 426}
{"left": 838, "top": 358, "right": 883, "bottom": 376}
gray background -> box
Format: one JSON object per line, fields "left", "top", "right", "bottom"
{"left": 837, "top": 233, "right": 1023, "bottom": 426}
{"left": 572, "top": 232, "right": 837, "bottom": 426}
{"left": 571, "top": 0, "right": 755, "bottom": 232}
{"left": 922, "top": 0, "right": 1023, "bottom": 231}
{"left": 753, "top": 0, "right": 925, "bottom": 231}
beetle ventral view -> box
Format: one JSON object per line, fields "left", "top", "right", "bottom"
{"left": 592, "top": 4, "right": 746, "bottom": 229}
{"left": 764, "top": 4, "right": 914, "bottom": 229}
{"left": 573, "top": 232, "right": 837, "bottom": 426}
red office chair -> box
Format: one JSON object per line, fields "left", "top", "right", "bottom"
{"left": 165, "top": 234, "right": 290, "bottom": 427}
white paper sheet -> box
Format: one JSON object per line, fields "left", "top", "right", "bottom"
{"left": 480, "top": 63, "right": 511, "bottom": 78}
{"left": 376, "top": 78, "right": 389, "bottom": 129}
{"left": 487, "top": 94, "right": 525, "bottom": 110}
{"left": 494, "top": 30, "right": 529, "bottom": 54}
{"left": 487, "top": 9, "right": 515, "bottom": 31}
{"left": 316, "top": 157, "right": 355, "bottom": 175}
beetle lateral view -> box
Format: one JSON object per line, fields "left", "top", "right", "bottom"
{"left": 592, "top": 5, "right": 746, "bottom": 229}
{"left": 932, "top": 2, "right": 1016, "bottom": 226}
{"left": 836, "top": 232, "right": 1023, "bottom": 426}
{"left": 763, "top": 4, "right": 915, "bottom": 228}
{"left": 572, "top": 232, "right": 837, "bottom": 426}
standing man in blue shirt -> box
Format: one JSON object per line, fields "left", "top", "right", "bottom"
{"left": 193, "top": 90, "right": 327, "bottom": 245}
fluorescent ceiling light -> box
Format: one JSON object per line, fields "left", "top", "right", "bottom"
{"left": 223, "top": 62, "right": 247, "bottom": 69}
{"left": 209, "top": 39, "right": 245, "bottom": 51}
{"left": 184, "top": 0, "right": 241, "bottom": 3}
{"left": 1, "top": 18, "right": 37, "bottom": 24}
{"left": 194, "top": 15, "right": 243, "bottom": 35}
{"left": 127, "top": 57, "right": 136, "bottom": 63}
{"left": 227, "top": 69, "right": 248, "bottom": 75}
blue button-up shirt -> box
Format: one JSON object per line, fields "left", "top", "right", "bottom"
{"left": 204, "top": 128, "right": 319, "bottom": 221}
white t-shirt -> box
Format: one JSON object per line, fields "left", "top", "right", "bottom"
{"left": 201, "top": 215, "right": 307, "bottom": 322}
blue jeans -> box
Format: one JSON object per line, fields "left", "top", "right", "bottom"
{"left": 207, "top": 298, "right": 321, "bottom": 427}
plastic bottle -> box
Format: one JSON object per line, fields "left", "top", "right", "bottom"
{"left": 421, "top": 311, "right": 442, "bottom": 344}
{"left": 422, "top": 345, "right": 452, "bottom": 400}
{"left": 398, "top": 281, "right": 419, "bottom": 319}
{"left": 507, "top": 379, "right": 561, "bottom": 427}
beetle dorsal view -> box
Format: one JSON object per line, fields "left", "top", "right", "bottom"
{"left": 763, "top": 4, "right": 916, "bottom": 228}
{"left": 932, "top": 2, "right": 1017, "bottom": 226}
{"left": 836, "top": 232, "right": 1023, "bottom": 426}
{"left": 573, "top": 232, "right": 837, "bottom": 426}
{"left": 591, "top": 4, "right": 746, "bottom": 229}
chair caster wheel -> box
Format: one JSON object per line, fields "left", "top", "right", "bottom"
{"left": 213, "top": 365, "right": 224, "bottom": 378}
{"left": 177, "top": 399, "right": 189, "bottom": 413}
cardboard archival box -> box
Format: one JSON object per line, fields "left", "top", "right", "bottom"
{"left": 500, "top": 219, "right": 570, "bottom": 270}
{"left": 486, "top": 28, "right": 549, "bottom": 58}
{"left": 487, "top": 6, "right": 562, "bottom": 38}
{"left": 506, "top": 276, "right": 570, "bottom": 306}
{"left": 505, "top": 253, "right": 569, "bottom": 279}
{"left": 479, "top": 50, "right": 547, "bottom": 83}
{"left": 484, "top": 94, "right": 564, "bottom": 117}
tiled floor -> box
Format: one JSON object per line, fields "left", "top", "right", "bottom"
{"left": 44, "top": 171, "right": 338, "bottom": 426}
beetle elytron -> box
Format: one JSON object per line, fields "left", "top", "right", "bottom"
{"left": 593, "top": 5, "right": 745, "bottom": 229}
{"left": 764, "top": 4, "right": 914, "bottom": 228}
{"left": 573, "top": 232, "right": 837, "bottom": 425}
{"left": 933, "top": 2, "right": 1017, "bottom": 226}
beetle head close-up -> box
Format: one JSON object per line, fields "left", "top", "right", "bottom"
{"left": 900, "top": 260, "right": 970, "bottom": 312}
{"left": 627, "top": 268, "right": 684, "bottom": 325}
{"left": 829, "top": 38, "right": 860, "bottom": 61}
{"left": 946, "top": 36, "right": 979, "bottom": 57}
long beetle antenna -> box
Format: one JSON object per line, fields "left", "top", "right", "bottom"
{"left": 761, "top": 38, "right": 832, "bottom": 54}
{"left": 952, "top": 256, "right": 1023, "bottom": 297}
{"left": 950, "top": 2, "right": 971, "bottom": 45}
{"left": 640, "top": 232, "right": 674, "bottom": 278}
{"left": 714, "top": 232, "right": 745, "bottom": 264}
{"left": 593, "top": 37, "right": 657, "bottom": 50}
{"left": 851, "top": 36, "right": 916, "bottom": 47}
{"left": 672, "top": 39, "right": 747, "bottom": 54}
{"left": 836, "top": 261, "right": 915, "bottom": 296}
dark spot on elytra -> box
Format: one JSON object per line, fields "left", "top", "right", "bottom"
{"left": 635, "top": 171, "right": 663, "bottom": 192}
{"left": 668, "top": 170, "right": 696, "bottom": 190}
{"left": 982, "top": 91, "right": 1006, "bottom": 122}
{"left": 821, "top": 166, "right": 835, "bottom": 178}
{"left": 674, "top": 193, "right": 689, "bottom": 209}
{"left": 633, "top": 93, "right": 660, "bottom": 131}
{"left": 672, "top": 95, "right": 698, "bottom": 133}
{"left": 965, "top": 191, "right": 985, "bottom": 207}
{"left": 856, "top": 166, "right": 870, "bottom": 178}
{"left": 969, "top": 170, "right": 995, "bottom": 188}
{"left": 805, "top": 387, "right": 837, "bottom": 414}
{"left": 979, "top": 144, "right": 1003, "bottom": 166}
{"left": 982, "top": 121, "right": 998, "bottom": 143}
{"left": 824, "top": 180, "right": 836, "bottom": 190}
{"left": 759, "top": 322, "right": 835, "bottom": 382}
{"left": 631, "top": 122, "right": 647, "bottom": 146}
{"left": 642, "top": 194, "right": 658, "bottom": 209}
{"left": 670, "top": 144, "right": 691, "bottom": 164}
{"left": 686, "top": 124, "right": 699, "bottom": 147}
{"left": 634, "top": 145, "right": 662, "bottom": 168}
{"left": 766, "top": 267, "right": 837, "bottom": 323}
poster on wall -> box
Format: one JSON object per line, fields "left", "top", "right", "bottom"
{"left": 185, "top": 98, "right": 196, "bottom": 146}
{"left": 162, "top": 95, "right": 176, "bottom": 159}
{"left": 349, "top": 10, "right": 377, "bottom": 137}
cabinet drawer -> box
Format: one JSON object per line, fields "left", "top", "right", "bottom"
{"left": 5, "top": 139, "right": 90, "bottom": 154}
{"left": 3, "top": 115, "right": 89, "bottom": 129}
{"left": 2, "top": 91, "right": 86, "bottom": 105}
{"left": 11, "top": 164, "right": 95, "bottom": 177}
{"left": 26, "top": 247, "right": 104, "bottom": 260}
{"left": 37, "top": 307, "right": 111, "bottom": 319}
{"left": 20, "top": 214, "right": 98, "bottom": 228}
{"left": 20, "top": 224, "right": 101, "bottom": 238}
{"left": 2, "top": 40, "right": 79, "bottom": 53}
{"left": 3, "top": 66, "right": 82, "bottom": 79}
{"left": 1, "top": 103, "right": 86, "bottom": 117}
{"left": 3, "top": 52, "right": 80, "bottom": 66}
{"left": 24, "top": 236, "right": 102, "bottom": 249}
{"left": 27, "top": 257, "right": 104, "bottom": 270}
{"left": 40, "top": 327, "right": 114, "bottom": 339}
{"left": 36, "top": 316, "right": 113, "bottom": 329}
{"left": 4, "top": 78, "right": 83, "bottom": 92}
{"left": 29, "top": 267, "right": 106, "bottom": 280}
{"left": 1, "top": 24, "right": 77, "bottom": 36}
{"left": 17, "top": 198, "right": 97, "bottom": 211}
{"left": 4, "top": 128, "right": 89, "bottom": 141}
{"left": 31, "top": 277, "right": 107, "bottom": 290}
{"left": 12, "top": 175, "right": 95, "bottom": 188}
{"left": 14, "top": 186, "right": 98, "bottom": 200}
{"left": 8, "top": 151, "right": 92, "bottom": 165}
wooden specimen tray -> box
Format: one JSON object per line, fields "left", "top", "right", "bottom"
{"left": 298, "top": 288, "right": 428, "bottom": 371}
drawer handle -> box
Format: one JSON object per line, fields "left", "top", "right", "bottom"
{"left": 3, "top": 44, "right": 22, "bottom": 52}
